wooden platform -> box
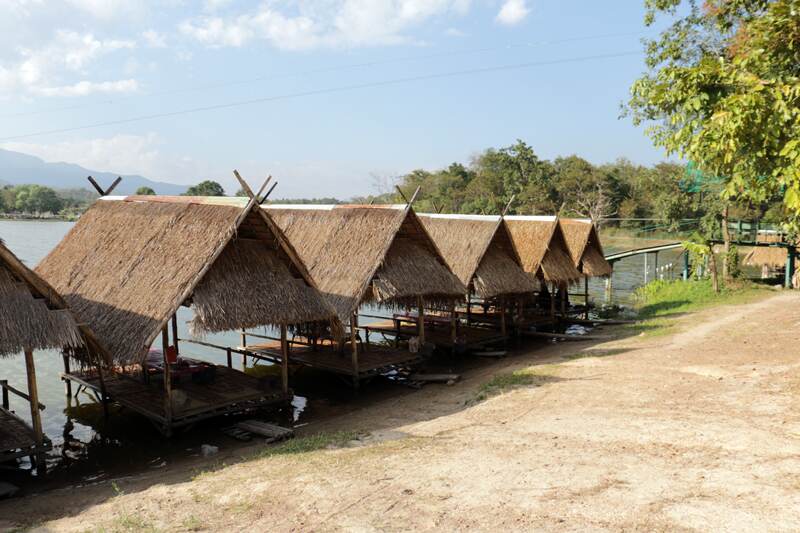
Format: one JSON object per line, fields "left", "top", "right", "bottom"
{"left": 242, "top": 341, "right": 424, "bottom": 379}
{"left": 365, "top": 320, "right": 507, "bottom": 352}
{"left": 0, "top": 407, "right": 51, "bottom": 463}
{"left": 63, "top": 363, "right": 289, "bottom": 434}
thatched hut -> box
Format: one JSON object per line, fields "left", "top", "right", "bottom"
{"left": 36, "top": 195, "right": 335, "bottom": 434}
{"left": 0, "top": 239, "right": 85, "bottom": 471}
{"left": 260, "top": 204, "right": 467, "bottom": 381}
{"left": 559, "top": 219, "right": 613, "bottom": 278}
{"left": 504, "top": 215, "right": 583, "bottom": 316}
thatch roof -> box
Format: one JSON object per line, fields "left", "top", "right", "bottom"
{"left": 560, "top": 218, "right": 613, "bottom": 277}
{"left": 0, "top": 239, "right": 84, "bottom": 358}
{"left": 504, "top": 216, "right": 584, "bottom": 285}
{"left": 36, "top": 196, "right": 334, "bottom": 366}
{"left": 417, "top": 214, "right": 537, "bottom": 298}
{"left": 743, "top": 232, "right": 793, "bottom": 268}
{"left": 265, "top": 204, "right": 467, "bottom": 321}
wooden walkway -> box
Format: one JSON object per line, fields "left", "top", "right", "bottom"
{"left": 242, "top": 341, "right": 424, "bottom": 379}
{"left": 63, "top": 364, "right": 289, "bottom": 433}
{"left": 364, "top": 320, "right": 508, "bottom": 352}
{"left": 0, "top": 407, "right": 51, "bottom": 463}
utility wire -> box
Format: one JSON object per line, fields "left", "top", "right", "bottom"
{"left": 1, "top": 30, "right": 649, "bottom": 120}
{"left": 0, "top": 50, "right": 642, "bottom": 142}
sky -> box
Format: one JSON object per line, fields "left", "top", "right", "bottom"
{"left": 0, "top": 0, "right": 669, "bottom": 198}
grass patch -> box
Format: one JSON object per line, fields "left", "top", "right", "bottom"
{"left": 629, "top": 279, "right": 771, "bottom": 336}
{"left": 251, "top": 430, "right": 360, "bottom": 460}
{"left": 473, "top": 367, "right": 557, "bottom": 403}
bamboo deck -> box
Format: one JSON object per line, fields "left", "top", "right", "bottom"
{"left": 0, "top": 407, "right": 51, "bottom": 463}
{"left": 242, "top": 341, "right": 424, "bottom": 379}
{"left": 62, "top": 363, "right": 289, "bottom": 433}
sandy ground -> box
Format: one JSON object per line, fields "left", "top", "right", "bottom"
{"left": 3, "top": 291, "right": 800, "bottom": 532}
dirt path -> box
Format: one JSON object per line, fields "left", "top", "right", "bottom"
{"left": 4, "top": 292, "right": 800, "bottom": 532}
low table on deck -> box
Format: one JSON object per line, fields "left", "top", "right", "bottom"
{"left": 62, "top": 363, "right": 289, "bottom": 434}
{"left": 0, "top": 407, "right": 51, "bottom": 463}
{"left": 242, "top": 340, "right": 424, "bottom": 380}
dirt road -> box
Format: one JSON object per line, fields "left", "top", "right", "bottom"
{"left": 4, "top": 291, "right": 800, "bottom": 532}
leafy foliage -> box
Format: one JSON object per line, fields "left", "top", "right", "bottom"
{"left": 135, "top": 186, "right": 156, "bottom": 195}
{"left": 628, "top": 0, "right": 800, "bottom": 227}
{"left": 184, "top": 180, "right": 226, "bottom": 196}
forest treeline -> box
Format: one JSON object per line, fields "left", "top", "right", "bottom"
{"left": 1, "top": 140, "right": 787, "bottom": 231}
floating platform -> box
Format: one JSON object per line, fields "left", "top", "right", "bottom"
{"left": 62, "top": 363, "right": 289, "bottom": 435}
{"left": 241, "top": 340, "right": 424, "bottom": 381}
{"left": 0, "top": 407, "right": 51, "bottom": 463}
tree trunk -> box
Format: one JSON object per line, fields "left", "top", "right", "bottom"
{"left": 708, "top": 245, "right": 720, "bottom": 293}
{"left": 721, "top": 204, "right": 731, "bottom": 281}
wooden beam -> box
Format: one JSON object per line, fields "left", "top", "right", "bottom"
{"left": 87, "top": 176, "right": 105, "bottom": 196}
{"left": 408, "top": 186, "right": 421, "bottom": 206}
{"left": 260, "top": 182, "right": 278, "bottom": 204}
{"left": 395, "top": 185, "right": 409, "bottom": 204}
{"left": 502, "top": 195, "right": 516, "bottom": 216}
{"left": 500, "top": 297, "right": 507, "bottom": 336}
{"left": 417, "top": 296, "right": 425, "bottom": 346}
{"left": 171, "top": 314, "right": 180, "bottom": 356}
{"left": 105, "top": 177, "right": 123, "bottom": 196}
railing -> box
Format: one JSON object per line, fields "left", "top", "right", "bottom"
{"left": 0, "top": 379, "right": 45, "bottom": 411}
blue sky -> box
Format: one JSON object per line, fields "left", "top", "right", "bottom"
{"left": 0, "top": 0, "right": 666, "bottom": 198}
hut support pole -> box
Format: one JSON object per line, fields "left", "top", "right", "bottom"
{"left": 785, "top": 247, "right": 796, "bottom": 289}
{"left": 172, "top": 315, "right": 180, "bottom": 356}
{"left": 417, "top": 296, "right": 426, "bottom": 347}
{"left": 96, "top": 361, "right": 109, "bottom": 418}
{"left": 62, "top": 354, "right": 72, "bottom": 397}
{"left": 449, "top": 302, "right": 457, "bottom": 348}
{"left": 584, "top": 277, "right": 590, "bottom": 320}
{"left": 24, "top": 349, "right": 46, "bottom": 475}
{"left": 559, "top": 285, "right": 567, "bottom": 316}
{"left": 280, "top": 325, "right": 290, "bottom": 395}
{"left": 549, "top": 284, "right": 556, "bottom": 319}
{"left": 162, "top": 325, "right": 172, "bottom": 435}
{"left": 350, "top": 314, "right": 360, "bottom": 390}
{"left": 240, "top": 329, "right": 247, "bottom": 369}
{"left": 466, "top": 295, "right": 472, "bottom": 326}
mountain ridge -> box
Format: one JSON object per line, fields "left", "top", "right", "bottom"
{"left": 0, "top": 148, "right": 187, "bottom": 195}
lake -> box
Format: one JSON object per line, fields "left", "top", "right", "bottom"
{"left": 0, "top": 219, "right": 678, "bottom": 481}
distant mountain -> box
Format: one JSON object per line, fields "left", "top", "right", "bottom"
{"left": 0, "top": 148, "right": 187, "bottom": 195}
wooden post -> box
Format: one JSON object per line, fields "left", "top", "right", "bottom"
{"left": 466, "top": 294, "right": 472, "bottom": 325}
{"left": 240, "top": 329, "right": 247, "bottom": 369}
{"left": 280, "top": 325, "right": 290, "bottom": 395}
{"left": 549, "top": 284, "right": 556, "bottom": 318}
{"left": 417, "top": 296, "right": 425, "bottom": 346}
{"left": 559, "top": 285, "right": 567, "bottom": 316}
{"left": 604, "top": 276, "right": 613, "bottom": 303}
{"left": 226, "top": 348, "right": 232, "bottom": 368}
{"left": 644, "top": 252, "right": 649, "bottom": 284}
{"left": 96, "top": 362, "right": 109, "bottom": 418}
{"left": 24, "top": 349, "right": 45, "bottom": 474}
{"left": 62, "top": 353, "right": 72, "bottom": 397}
{"left": 350, "top": 314, "right": 359, "bottom": 389}
{"left": 162, "top": 325, "right": 172, "bottom": 430}
{"left": 171, "top": 314, "right": 180, "bottom": 356}
{"left": 449, "top": 302, "right": 458, "bottom": 345}
{"left": 584, "top": 277, "right": 590, "bottom": 320}
{"left": 1, "top": 380, "right": 8, "bottom": 410}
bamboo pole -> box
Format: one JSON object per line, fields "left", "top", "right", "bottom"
{"left": 350, "top": 314, "right": 359, "bottom": 389}
{"left": 449, "top": 302, "right": 457, "bottom": 346}
{"left": 62, "top": 353, "right": 72, "bottom": 397}
{"left": 240, "top": 328, "right": 247, "bottom": 369}
{"left": 560, "top": 285, "right": 567, "bottom": 315}
{"left": 280, "top": 325, "right": 290, "bottom": 395}
{"left": 162, "top": 325, "right": 172, "bottom": 431}
{"left": 584, "top": 277, "right": 590, "bottom": 320}
{"left": 24, "top": 349, "right": 46, "bottom": 474}
{"left": 500, "top": 297, "right": 507, "bottom": 336}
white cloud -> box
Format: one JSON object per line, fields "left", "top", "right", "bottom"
{"left": 141, "top": 29, "right": 166, "bottom": 48}
{"left": 33, "top": 78, "right": 138, "bottom": 97}
{"left": 496, "top": 0, "right": 529, "bottom": 26}
{"left": 179, "top": 0, "right": 471, "bottom": 50}
{"left": 444, "top": 27, "right": 466, "bottom": 37}
{"left": 0, "top": 30, "right": 137, "bottom": 97}
{"left": 64, "top": 0, "right": 147, "bottom": 20}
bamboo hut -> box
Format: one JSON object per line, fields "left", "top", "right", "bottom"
{"left": 743, "top": 232, "right": 793, "bottom": 277}
{"left": 0, "top": 239, "right": 85, "bottom": 471}
{"left": 248, "top": 203, "right": 467, "bottom": 384}
{"left": 504, "top": 215, "right": 583, "bottom": 318}
{"left": 417, "top": 213, "right": 537, "bottom": 338}
{"left": 36, "top": 195, "right": 334, "bottom": 435}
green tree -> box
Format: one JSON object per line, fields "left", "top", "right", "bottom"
{"left": 184, "top": 180, "right": 225, "bottom": 196}
{"left": 13, "top": 185, "right": 63, "bottom": 214}
{"left": 628, "top": 0, "right": 800, "bottom": 223}
{"left": 135, "top": 186, "right": 156, "bottom": 195}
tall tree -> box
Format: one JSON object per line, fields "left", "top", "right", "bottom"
{"left": 628, "top": 0, "right": 800, "bottom": 226}
{"left": 135, "top": 186, "right": 156, "bottom": 195}
{"left": 184, "top": 180, "right": 225, "bottom": 196}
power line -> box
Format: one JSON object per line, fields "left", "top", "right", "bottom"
{"left": 0, "top": 50, "right": 642, "bottom": 142}
{"left": 1, "top": 30, "right": 649, "bottom": 120}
